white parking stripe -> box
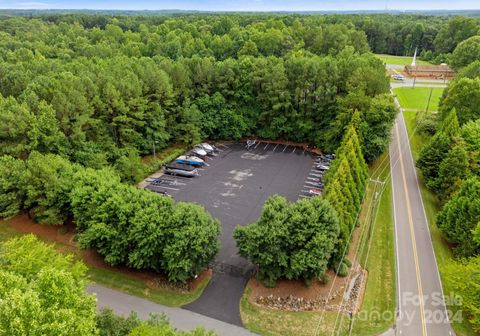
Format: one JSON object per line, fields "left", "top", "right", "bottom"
{"left": 292, "top": 147, "right": 296, "bottom": 153}
{"left": 155, "top": 180, "right": 187, "bottom": 186}
{"left": 254, "top": 141, "right": 261, "bottom": 149}
{"left": 264, "top": 143, "right": 269, "bottom": 150}
{"left": 282, "top": 145, "right": 288, "bottom": 152}
{"left": 273, "top": 144, "right": 279, "bottom": 151}
{"left": 153, "top": 186, "right": 179, "bottom": 191}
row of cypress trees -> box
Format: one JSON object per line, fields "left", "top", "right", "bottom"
{"left": 325, "top": 112, "right": 369, "bottom": 272}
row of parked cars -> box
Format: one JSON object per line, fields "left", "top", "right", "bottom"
{"left": 305, "top": 153, "right": 335, "bottom": 196}
{"left": 163, "top": 143, "right": 219, "bottom": 177}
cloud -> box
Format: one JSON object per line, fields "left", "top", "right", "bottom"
{"left": 1, "top": 1, "right": 53, "bottom": 9}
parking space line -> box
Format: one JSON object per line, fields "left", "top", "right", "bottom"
{"left": 254, "top": 141, "right": 261, "bottom": 149}
{"left": 273, "top": 144, "right": 279, "bottom": 151}
{"left": 153, "top": 180, "right": 187, "bottom": 186}
{"left": 151, "top": 185, "right": 179, "bottom": 191}
{"left": 282, "top": 145, "right": 288, "bottom": 152}
{"left": 161, "top": 175, "right": 191, "bottom": 180}
{"left": 264, "top": 143, "right": 269, "bottom": 150}
{"left": 292, "top": 147, "right": 296, "bottom": 153}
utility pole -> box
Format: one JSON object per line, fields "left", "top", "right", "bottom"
{"left": 412, "top": 75, "right": 416, "bottom": 88}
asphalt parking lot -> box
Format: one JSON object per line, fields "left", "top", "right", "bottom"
{"left": 146, "top": 142, "right": 325, "bottom": 325}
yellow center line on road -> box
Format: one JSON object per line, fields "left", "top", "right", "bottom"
{"left": 395, "top": 121, "right": 428, "bottom": 336}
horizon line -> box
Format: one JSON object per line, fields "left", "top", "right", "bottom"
{"left": 1, "top": 8, "right": 479, "bottom": 12}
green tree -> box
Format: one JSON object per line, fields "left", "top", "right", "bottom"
{"left": 461, "top": 119, "right": 480, "bottom": 175}
{"left": 0, "top": 95, "right": 38, "bottom": 158}
{"left": 451, "top": 35, "right": 480, "bottom": 69}
{"left": 22, "top": 152, "right": 77, "bottom": 225}
{"left": 96, "top": 309, "right": 143, "bottom": 336}
{"left": 431, "top": 144, "right": 469, "bottom": 202}
{"left": 442, "top": 256, "right": 480, "bottom": 333}
{"left": 440, "top": 78, "right": 480, "bottom": 125}
{"left": 438, "top": 108, "right": 460, "bottom": 138}
{"left": 234, "top": 195, "right": 339, "bottom": 287}
{"left": 0, "top": 156, "right": 27, "bottom": 218}
{"left": 417, "top": 131, "right": 453, "bottom": 184}
{"left": 437, "top": 177, "right": 480, "bottom": 257}
{"left": 434, "top": 17, "right": 479, "bottom": 54}
{"left": 162, "top": 202, "right": 220, "bottom": 282}
{"left": 0, "top": 235, "right": 97, "bottom": 336}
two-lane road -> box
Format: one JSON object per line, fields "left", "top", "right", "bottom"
{"left": 389, "top": 112, "right": 454, "bottom": 335}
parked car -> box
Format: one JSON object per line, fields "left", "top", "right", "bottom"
{"left": 309, "top": 188, "right": 322, "bottom": 195}
{"left": 316, "top": 164, "right": 330, "bottom": 171}
{"left": 325, "top": 153, "right": 336, "bottom": 160}
{"left": 392, "top": 74, "right": 405, "bottom": 81}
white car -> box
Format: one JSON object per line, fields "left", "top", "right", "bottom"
{"left": 392, "top": 74, "right": 405, "bottom": 81}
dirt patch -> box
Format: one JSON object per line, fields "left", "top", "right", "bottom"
{"left": 2, "top": 214, "right": 210, "bottom": 293}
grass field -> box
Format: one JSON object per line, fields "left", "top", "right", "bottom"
{"left": 403, "top": 110, "right": 476, "bottom": 336}
{"left": 0, "top": 218, "right": 209, "bottom": 307}
{"left": 375, "top": 54, "right": 432, "bottom": 66}
{"left": 240, "top": 154, "right": 396, "bottom": 336}
{"left": 353, "top": 154, "right": 395, "bottom": 335}
{"left": 393, "top": 87, "right": 444, "bottom": 111}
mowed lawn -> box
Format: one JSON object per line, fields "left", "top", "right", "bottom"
{"left": 393, "top": 87, "right": 444, "bottom": 111}
{"left": 375, "top": 54, "right": 431, "bottom": 66}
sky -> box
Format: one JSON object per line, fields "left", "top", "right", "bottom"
{"left": 0, "top": 0, "right": 479, "bottom": 11}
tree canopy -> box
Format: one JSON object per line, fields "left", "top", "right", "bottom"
{"left": 234, "top": 195, "right": 339, "bottom": 287}
{"left": 0, "top": 235, "right": 97, "bottom": 336}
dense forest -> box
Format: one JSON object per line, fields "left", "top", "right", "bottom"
{"left": 1, "top": 13, "right": 477, "bottom": 181}
{"left": 0, "top": 14, "right": 401, "bottom": 181}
